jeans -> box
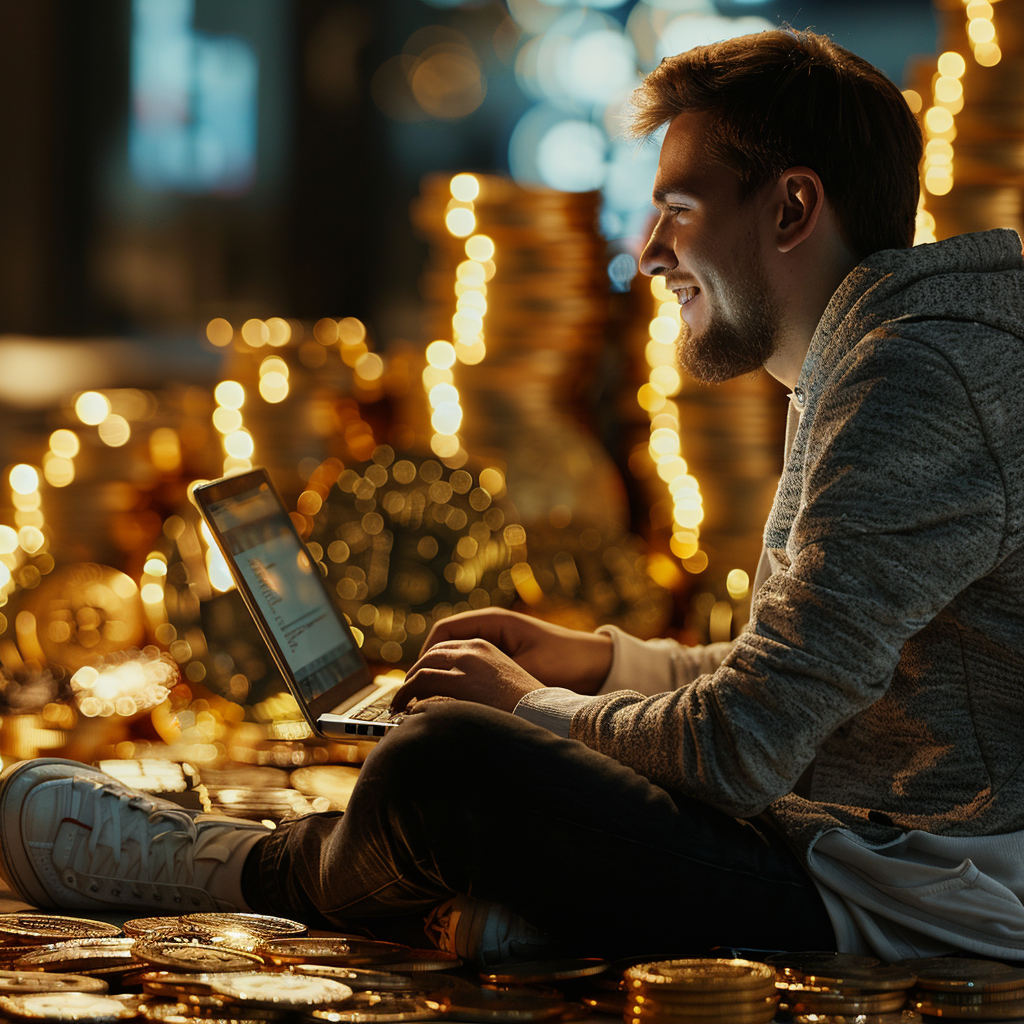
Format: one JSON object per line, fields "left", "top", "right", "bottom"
{"left": 246, "top": 701, "right": 836, "bottom": 956}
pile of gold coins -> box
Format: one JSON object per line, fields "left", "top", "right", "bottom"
{"left": 770, "top": 951, "right": 915, "bottom": 1019}
{"left": 623, "top": 959, "right": 779, "bottom": 1024}
{"left": 903, "top": 956, "right": 1024, "bottom": 1020}
{"left": 5, "top": 913, "right": 1024, "bottom": 1024}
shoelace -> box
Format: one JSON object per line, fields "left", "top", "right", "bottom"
{"left": 74, "top": 777, "right": 198, "bottom": 886}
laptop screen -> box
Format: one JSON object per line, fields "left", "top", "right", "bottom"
{"left": 203, "top": 479, "right": 364, "bottom": 704}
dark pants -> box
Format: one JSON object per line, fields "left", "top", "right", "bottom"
{"left": 245, "top": 701, "right": 836, "bottom": 956}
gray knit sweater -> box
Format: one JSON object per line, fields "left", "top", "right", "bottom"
{"left": 520, "top": 228, "right": 1024, "bottom": 866}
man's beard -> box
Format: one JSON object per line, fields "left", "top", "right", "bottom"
{"left": 676, "top": 260, "right": 781, "bottom": 384}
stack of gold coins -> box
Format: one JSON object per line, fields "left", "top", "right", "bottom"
{"left": 900, "top": 956, "right": 1024, "bottom": 1020}
{"left": 411, "top": 175, "right": 631, "bottom": 537}
{"left": 769, "top": 951, "right": 914, "bottom": 1019}
{"left": 623, "top": 958, "right": 778, "bottom": 1024}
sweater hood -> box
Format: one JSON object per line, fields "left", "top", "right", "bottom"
{"left": 795, "top": 228, "right": 1024, "bottom": 406}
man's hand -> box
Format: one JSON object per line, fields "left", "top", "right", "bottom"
{"left": 391, "top": 638, "right": 544, "bottom": 715}
{"left": 416, "top": 608, "right": 614, "bottom": 695}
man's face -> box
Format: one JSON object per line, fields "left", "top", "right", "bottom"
{"left": 639, "top": 110, "right": 783, "bottom": 384}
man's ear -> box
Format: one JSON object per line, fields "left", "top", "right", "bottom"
{"left": 774, "top": 167, "right": 825, "bottom": 254}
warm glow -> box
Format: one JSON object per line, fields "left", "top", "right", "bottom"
{"left": 212, "top": 407, "right": 243, "bottom": 434}
{"left": 18, "top": 526, "right": 45, "bottom": 554}
{"left": 465, "top": 234, "right": 495, "bottom": 261}
{"left": 140, "top": 583, "right": 165, "bottom": 605}
{"left": 934, "top": 77, "right": 963, "bottom": 104}
{"left": 75, "top": 391, "right": 111, "bottom": 425}
{"left": 49, "top": 429, "right": 80, "bottom": 459}
{"left": 0, "top": 526, "right": 17, "bottom": 555}
{"left": 266, "top": 317, "right": 291, "bottom": 346}
{"left": 726, "top": 568, "right": 750, "bottom": 599}
{"left": 259, "top": 372, "right": 289, "bottom": 403}
{"left": 925, "top": 106, "right": 954, "bottom": 134}
{"left": 149, "top": 428, "right": 182, "bottom": 473}
{"left": 144, "top": 558, "right": 167, "bottom": 576}
{"left": 429, "top": 382, "right": 460, "bottom": 408}
{"left": 259, "top": 356, "right": 289, "bottom": 378}
{"left": 214, "top": 381, "right": 245, "bottom": 409}
{"left": 206, "top": 318, "right": 234, "bottom": 347}
{"left": 241, "top": 319, "right": 270, "bottom": 347}
{"left": 338, "top": 317, "right": 367, "bottom": 346}
{"left": 355, "top": 352, "right": 384, "bottom": 381}
{"left": 450, "top": 173, "right": 480, "bottom": 202}
{"left": 224, "top": 430, "right": 255, "bottom": 459}
{"left": 431, "top": 403, "right": 463, "bottom": 434}
{"left": 426, "top": 340, "right": 457, "bottom": 368}
{"left": 974, "top": 42, "right": 1001, "bottom": 66}
{"left": 937, "top": 51, "right": 967, "bottom": 78}
{"left": 98, "top": 414, "right": 131, "bottom": 447}
{"left": 42, "top": 455, "right": 74, "bottom": 488}
{"left": 902, "top": 89, "right": 923, "bottom": 114}
{"left": 650, "top": 428, "right": 680, "bottom": 457}
{"left": 430, "top": 433, "right": 461, "bottom": 458}
{"left": 9, "top": 465, "right": 40, "bottom": 495}
{"left": 446, "top": 207, "right": 476, "bottom": 237}
{"left": 649, "top": 316, "right": 680, "bottom": 345}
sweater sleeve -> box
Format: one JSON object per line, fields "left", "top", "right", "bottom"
{"left": 568, "top": 333, "right": 1008, "bottom": 817}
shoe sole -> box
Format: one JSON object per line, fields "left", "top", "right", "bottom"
{"left": 0, "top": 757, "right": 88, "bottom": 909}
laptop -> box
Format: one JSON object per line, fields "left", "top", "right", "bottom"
{"left": 192, "top": 468, "right": 405, "bottom": 740}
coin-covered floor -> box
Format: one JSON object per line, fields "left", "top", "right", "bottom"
{"left": 0, "top": 760, "right": 1013, "bottom": 1022}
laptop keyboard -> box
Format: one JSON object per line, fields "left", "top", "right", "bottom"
{"left": 348, "top": 688, "right": 404, "bottom": 724}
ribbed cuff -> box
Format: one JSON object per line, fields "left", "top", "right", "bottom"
{"left": 512, "top": 687, "right": 593, "bottom": 738}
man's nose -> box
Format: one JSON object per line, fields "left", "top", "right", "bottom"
{"left": 639, "top": 223, "right": 676, "bottom": 278}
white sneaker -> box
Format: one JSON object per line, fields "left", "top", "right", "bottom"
{"left": 426, "top": 894, "right": 560, "bottom": 968}
{"left": 0, "top": 758, "right": 270, "bottom": 913}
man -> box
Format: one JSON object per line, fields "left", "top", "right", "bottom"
{"left": 1, "top": 29, "right": 1022, "bottom": 965}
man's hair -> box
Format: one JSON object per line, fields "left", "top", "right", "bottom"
{"left": 630, "top": 29, "right": 923, "bottom": 259}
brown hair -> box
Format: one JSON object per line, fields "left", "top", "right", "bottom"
{"left": 630, "top": 29, "right": 923, "bottom": 259}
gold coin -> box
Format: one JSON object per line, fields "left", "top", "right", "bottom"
{"left": 0, "top": 971, "right": 108, "bottom": 995}
{"left": 257, "top": 937, "right": 410, "bottom": 968}
{"left": 308, "top": 990, "right": 446, "bottom": 1022}
{"left": 626, "top": 959, "right": 774, "bottom": 993}
{"left": 291, "top": 965, "right": 423, "bottom": 992}
{"left": 480, "top": 958, "right": 608, "bottom": 985}
{"left": 184, "top": 913, "right": 307, "bottom": 939}
{"left": 207, "top": 970, "right": 353, "bottom": 1008}
{"left": 134, "top": 941, "right": 266, "bottom": 973}
{"left": 630, "top": 981, "right": 777, "bottom": 1005}
{"left": 780, "top": 990, "right": 908, "bottom": 1014}
{"left": 0, "top": 992, "right": 142, "bottom": 1021}
{"left": 770, "top": 953, "right": 913, "bottom": 992}
{"left": 0, "top": 914, "right": 122, "bottom": 943}
{"left": 900, "top": 958, "right": 1024, "bottom": 994}
{"left": 911, "top": 994, "right": 1024, "bottom": 1019}
{"left": 13, "top": 937, "right": 138, "bottom": 973}
{"left": 628, "top": 993, "right": 779, "bottom": 1019}
{"left": 123, "top": 918, "right": 215, "bottom": 941}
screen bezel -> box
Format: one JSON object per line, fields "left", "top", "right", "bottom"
{"left": 192, "top": 467, "right": 373, "bottom": 730}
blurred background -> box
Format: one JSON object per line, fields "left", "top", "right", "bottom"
{"left": 0, "top": 0, "right": 1006, "bottom": 810}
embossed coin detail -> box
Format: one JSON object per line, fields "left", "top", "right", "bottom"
{"left": 134, "top": 941, "right": 265, "bottom": 972}
{"left": 626, "top": 959, "right": 775, "bottom": 992}
{"left": 185, "top": 913, "right": 307, "bottom": 938}
{"left": 257, "top": 937, "right": 410, "bottom": 967}
{"left": 0, "top": 992, "right": 140, "bottom": 1020}
{"left": 0, "top": 915, "right": 122, "bottom": 942}
{"left": 208, "top": 971, "right": 353, "bottom": 1006}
